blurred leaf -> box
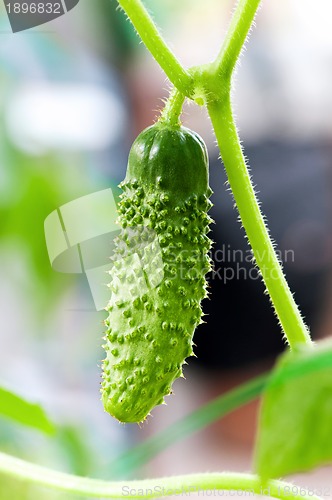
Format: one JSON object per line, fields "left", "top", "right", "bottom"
{"left": 0, "top": 386, "right": 55, "bottom": 435}
{"left": 0, "top": 132, "right": 88, "bottom": 317}
{"left": 0, "top": 473, "right": 32, "bottom": 500}
{"left": 57, "top": 426, "right": 92, "bottom": 476}
{"left": 254, "top": 339, "right": 332, "bottom": 480}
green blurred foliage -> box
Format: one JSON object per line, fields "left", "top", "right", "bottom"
{"left": 0, "top": 130, "right": 92, "bottom": 318}
{"left": 255, "top": 340, "right": 332, "bottom": 479}
{"left": 56, "top": 426, "right": 93, "bottom": 477}
{"left": 0, "top": 386, "right": 54, "bottom": 434}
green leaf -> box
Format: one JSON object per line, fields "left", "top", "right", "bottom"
{"left": 0, "top": 386, "right": 55, "bottom": 435}
{"left": 254, "top": 339, "right": 332, "bottom": 480}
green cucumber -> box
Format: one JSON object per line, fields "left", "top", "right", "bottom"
{"left": 102, "top": 122, "right": 212, "bottom": 423}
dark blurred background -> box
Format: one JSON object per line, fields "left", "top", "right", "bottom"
{"left": 0, "top": 0, "right": 331, "bottom": 497}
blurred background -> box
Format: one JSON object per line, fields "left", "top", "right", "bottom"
{"left": 0, "top": 0, "right": 332, "bottom": 497}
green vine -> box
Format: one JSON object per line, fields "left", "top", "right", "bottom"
{"left": 207, "top": 96, "right": 312, "bottom": 349}
{"left": 116, "top": 0, "right": 194, "bottom": 96}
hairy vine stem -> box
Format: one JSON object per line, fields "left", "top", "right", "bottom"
{"left": 116, "top": 0, "right": 194, "bottom": 96}
{"left": 0, "top": 453, "right": 322, "bottom": 500}
{"left": 204, "top": 0, "right": 312, "bottom": 349}
{"left": 207, "top": 95, "right": 312, "bottom": 349}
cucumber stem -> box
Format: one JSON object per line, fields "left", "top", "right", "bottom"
{"left": 159, "top": 89, "right": 186, "bottom": 127}
{"left": 213, "top": 0, "right": 262, "bottom": 80}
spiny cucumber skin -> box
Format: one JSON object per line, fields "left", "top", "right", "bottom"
{"left": 102, "top": 124, "right": 213, "bottom": 423}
